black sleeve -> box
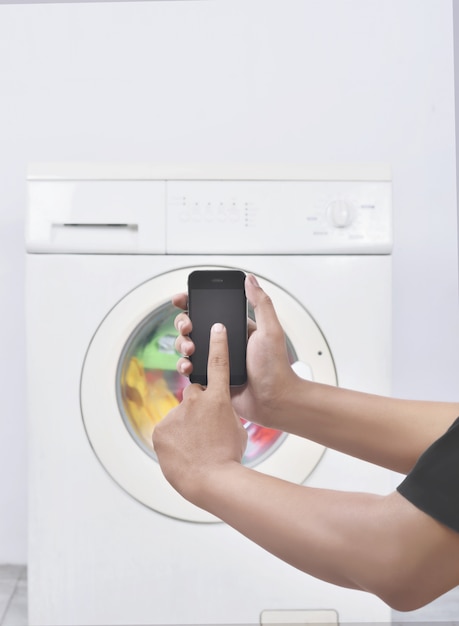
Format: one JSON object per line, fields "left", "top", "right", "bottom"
{"left": 397, "top": 417, "right": 459, "bottom": 534}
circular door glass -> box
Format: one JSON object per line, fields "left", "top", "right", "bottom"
{"left": 117, "top": 301, "right": 295, "bottom": 467}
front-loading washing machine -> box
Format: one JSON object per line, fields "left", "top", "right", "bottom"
{"left": 26, "top": 163, "right": 393, "bottom": 625}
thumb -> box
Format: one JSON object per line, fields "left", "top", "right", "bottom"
{"left": 245, "top": 274, "right": 282, "bottom": 334}
{"left": 206, "top": 323, "right": 230, "bottom": 392}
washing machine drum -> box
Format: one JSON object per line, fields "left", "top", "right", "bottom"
{"left": 80, "top": 266, "right": 337, "bottom": 522}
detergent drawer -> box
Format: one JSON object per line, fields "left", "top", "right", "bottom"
{"left": 26, "top": 179, "right": 166, "bottom": 254}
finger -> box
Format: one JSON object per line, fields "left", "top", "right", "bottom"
{"left": 182, "top": 382, "right": 204, "bottom": 399}
{"left": 175, "top": 335, "right": 194, "bottom": 357}
{"left": 177, "top": 356, "right": 193, "bottom": 377}
{"left": 245, "top": 274, "right": 282, "bottom": 335}
{"left": 174, "top": 312, "right": 192, "bottom": 336}
{"left": 247, "top": 317, "right": 257, "bottom": 338}
{"left": 206, "top": 323, "right": 230, "bottom": 392}
{"left": 172, "top": 292, "right": 188, "bottom": 311}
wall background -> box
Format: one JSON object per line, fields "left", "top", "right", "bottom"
{"left": 0, "top": 0, "right": 458, "bottom": 575}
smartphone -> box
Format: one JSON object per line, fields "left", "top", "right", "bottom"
{"left": 188, "top": 270, "right": 247, "bottom": 386}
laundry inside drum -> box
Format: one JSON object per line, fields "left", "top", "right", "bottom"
{"left": 117, "top": 301, "right": 292, "bottom": 467}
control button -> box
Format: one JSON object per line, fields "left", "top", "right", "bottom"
{"left": 327, "top": 199, "right": 355, "bottom": 228}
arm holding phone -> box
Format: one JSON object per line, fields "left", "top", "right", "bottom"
{"left": 153, "top": 274, "right": 459, "bottom": 611}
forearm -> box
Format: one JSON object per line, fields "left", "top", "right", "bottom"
{"left": 196, "top": 462, "right": 378, "bottom": 590}
{"left": 274, "top": 379, "right": 459, "bottom": 473}
{"left": 194, "top": 462, "right": 459, "bottom": 611}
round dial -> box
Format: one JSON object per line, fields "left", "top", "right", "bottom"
{"left": 327, "top": 199, "right": 355, "bottom": 228}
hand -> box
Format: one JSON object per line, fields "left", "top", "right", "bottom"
{"left": 152, "top": 323, "right": 248, "bottom": 507}
{"left": 173, "top": 274, "right": 299, "bottom": 429}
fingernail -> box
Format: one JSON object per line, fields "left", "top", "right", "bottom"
{"left": 212, "top": 322, "right": 225, "bottom": 333}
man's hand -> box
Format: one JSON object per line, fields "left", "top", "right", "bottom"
{"left": 173, "top": 273, "right": 299, "bottom": 429}
{"left": 153, "top": 323, "right": 248, "bottom": 507}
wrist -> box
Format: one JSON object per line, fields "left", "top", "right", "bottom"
{"left": 189, "top": 461, "right": 246, "bottom": 513}
{"left": 259, "top": 371, "right": 311, "bottom": 430}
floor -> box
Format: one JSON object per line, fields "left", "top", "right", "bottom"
{"left": 1, "top": 564, "right": 458, "bottom": 626}
{"left": 0, "top": 566, "right": 27, "bottom": 626}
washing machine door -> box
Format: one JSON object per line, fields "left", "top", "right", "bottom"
{"left": 80, "top": 266, "right": 337, "bottom": 522}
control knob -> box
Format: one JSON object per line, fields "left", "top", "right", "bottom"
{"left": 327, "top": 199, "right": 355, "bottom": 228}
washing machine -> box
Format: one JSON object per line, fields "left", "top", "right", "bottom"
{"left": 26, "top": 163, "right": 393, "bottom": 625}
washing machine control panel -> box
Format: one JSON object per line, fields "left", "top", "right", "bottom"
{"left": 27, "top": 166, "right": 391, "bottom": 254}
{"left": 166, "top": 180, "right": 392, "bottom": 254}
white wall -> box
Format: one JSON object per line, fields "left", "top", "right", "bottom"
{"left": 0, "top": 0, "right": 458, "bottom": 564}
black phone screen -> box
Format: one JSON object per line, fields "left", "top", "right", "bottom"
{"left": 188, "top": 271, "right": 247, "bottom": 386}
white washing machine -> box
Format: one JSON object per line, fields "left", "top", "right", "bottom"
{"left": 26, "top": 163, "right": 393, "bottom": 625}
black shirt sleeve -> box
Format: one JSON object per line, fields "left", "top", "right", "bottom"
{"left": 397, "top": 417, "right": 459, "bottom": 534}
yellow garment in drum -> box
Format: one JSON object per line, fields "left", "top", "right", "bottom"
{"left": 123, "top": 357, "right": 179, "bottom": 446}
